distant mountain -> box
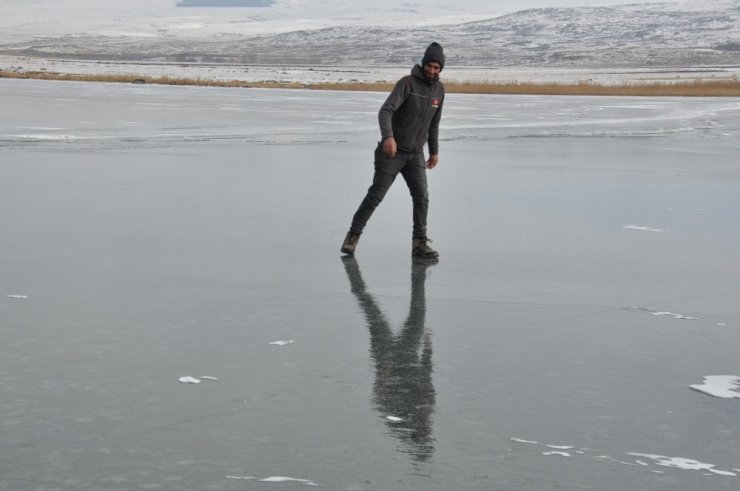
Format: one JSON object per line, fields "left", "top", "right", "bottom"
{"left": 2, "top": 1, "right": 739, "bottom": 67}
{"left": 176, "top": 0, "right": 274, "bottom": 6}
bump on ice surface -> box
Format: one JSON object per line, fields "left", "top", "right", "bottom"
{"left": 690, "top": 375, "right": 740, "bottom": 399}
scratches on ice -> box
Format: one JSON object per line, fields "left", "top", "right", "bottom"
{"left": 510, "top": 438, "right": 737, "bottom": 478}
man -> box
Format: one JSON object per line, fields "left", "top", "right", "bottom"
{"left": 341, "top": 42, "right": 445, "bottom": 259}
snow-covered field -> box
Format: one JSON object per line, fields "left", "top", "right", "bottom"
{"left": 2, "top": 1, "right": 740, "bottom": 77}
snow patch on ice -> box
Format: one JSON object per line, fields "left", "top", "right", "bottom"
{"left": 386, "top": 416, "right": 404, "bottom": 422}
{"left": 628, "top": 453, "right": 737, "bottom": 476}
{"left": 178, "top": 376, "right": 201, "bottom": 384}
{"left": 622, "top": 225, "right": 671, "bottom": 233}
{"left": 511, "top": 437, "right": 737, "bottom": 478}
{"left": 225, "top": 476, "right": 256, "bottom": 480}
{"left": 510, "top": 437, "right": 538, "bottom": 444}
{"left": 6, "top": 295, "right": 29, "bottom": 299}
{"left": 689, "top": 375, "right": 740, "bottom": 399}
{"left": 653, "top": 311, "right": 698, "bottom": 320}
{"left": 258, "top": 476, "right": 319, "bottom": 486}
{"left": 11, "top": 134, "right": 80, "bottom": 141}
{"left": 269, "top": 340, "right": 295, "bottom": 346}
{"left": 627, "top": 306, "right": 698, "bottom": 320}
{"left": 543, "top": 451, "right": 571, "bottom": 457}
{"left": 178, "top": 375, "right": 218, "bottom": 384}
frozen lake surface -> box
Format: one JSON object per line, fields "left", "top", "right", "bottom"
{"left": 1, "top": 79, "right": 740, "bottom": 490}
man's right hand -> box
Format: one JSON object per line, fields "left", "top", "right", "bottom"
{"left": 382, "top": 137, "right": 397, "bottom": 157}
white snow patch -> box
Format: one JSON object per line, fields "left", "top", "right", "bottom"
{"left": 546, "top": 445, "right": 574, "bottom": 450}
{"left": 622, "top": 225, "right": 671, "bottom": 233}
{"left": 628, "top": 306, "right": 698, "bottom": 320}
{"left": 543, "top": 451, "right": 571, "bottom": 457}
{"left": 258, "top": 476, "right": 319, "bottom": 486}
{"left": 11, "top": 134, "right": 80, "bottom": 141}
{"left": 269, "top": 340, "right": 295, "bottom": 346}
{"left": 225, "top": 476, "right": 256, "bottom": 480}
{"left": 199, "top": 376, "right": 219, "bottom": 381}
{"left": 628, "top": 453, "right": 736, "bottom": 476}
{"left": 386, "top": 416, "right": 404, "bottom": 422}
{"left": 689, "top": 375, "right": 740, "bottom": 399}
{"left": 653, "top": 311, "right": 698, "bottom": 320}
{"left": 178, "top": 376, "right": 201, "bottom": 384}
{"left": 510, "top": 437, "right": 538, "bottom": 444}
{"left": 6, "top": 295, "right": 29, "bottom": 299}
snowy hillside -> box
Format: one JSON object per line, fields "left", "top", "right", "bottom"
{"left": 1, "top": 0, "right": 739, "bottom": 67}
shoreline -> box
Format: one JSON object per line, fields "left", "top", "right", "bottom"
{"left": 3, "top": 69, "right": 740, "bottom": 96}
{"left": 2, "top": 55, "right": 740, "bottom": 96}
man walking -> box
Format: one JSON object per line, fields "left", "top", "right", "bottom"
{"left": 341, "top": 42, "right": 445, "bottom": 259}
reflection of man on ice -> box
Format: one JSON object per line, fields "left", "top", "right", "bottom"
{"left": 342, "top": 257, "right": 436, "bottom": 462}
{"left": 341, "top": 43, "right": 446, "bottom": 260}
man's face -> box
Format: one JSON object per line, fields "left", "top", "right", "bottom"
{"left": 423, "top": 61, "right": 441, "bottom": 80}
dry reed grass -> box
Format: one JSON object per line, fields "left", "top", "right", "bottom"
{"left": 2, "top": 69, "right": 739, "bottom": 96}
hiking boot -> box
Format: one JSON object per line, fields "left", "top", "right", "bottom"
{"left": 341, "top": 231, "right": 360, "bottom": 255}
{"left": 412, "top": 237, "right": 439, "bottom": 259}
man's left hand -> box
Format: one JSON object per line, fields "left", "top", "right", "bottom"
{"left": 426, "top": 154, "right": 439, "bottom": 169}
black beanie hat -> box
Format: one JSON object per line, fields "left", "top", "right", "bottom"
{"left": 421, "top": 42, "right": 445, "bottom": 71}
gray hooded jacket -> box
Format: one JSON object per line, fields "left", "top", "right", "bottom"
{"left": 378, "top": 65, "right": 445, "bottom": 155}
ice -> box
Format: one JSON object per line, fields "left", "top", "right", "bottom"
{"left": 689, "top": 375, "right": 740, "bottom": 399}
{"left": 2, "top": 78, "right": 739, "bottom": 491}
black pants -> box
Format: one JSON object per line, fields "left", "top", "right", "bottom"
{"left": 350, "top": 144, "right": 429, "bottom": 239}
